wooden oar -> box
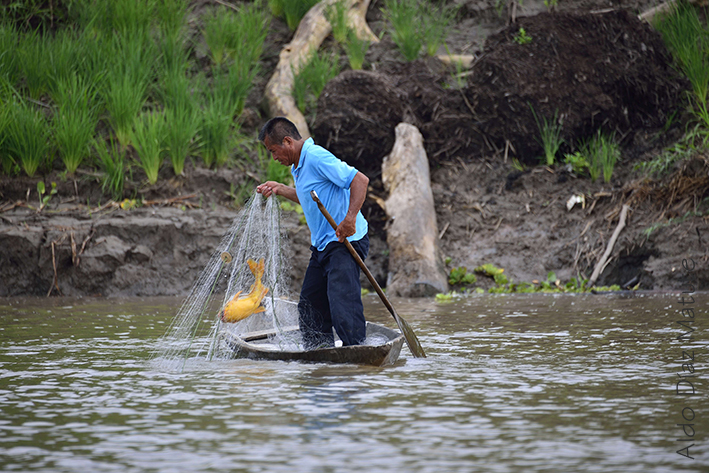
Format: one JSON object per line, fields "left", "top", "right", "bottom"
{"left": 310, "top": 190, "right": 426, "bottom": 358}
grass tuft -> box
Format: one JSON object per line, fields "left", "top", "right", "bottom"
{"left": 383, "top": 0, "right": 422, "bottom": 62}
{"left": 131, "top": 111, "right": 166, "bottom": 185}
{"left": 95, "top": 138, "right": 126, "bottom": 201}
{"left": 345, "top": 29, "right": 369, "bottom": 70}
{"left": 5, "top": 98, "right": 51, "bottom": 177}
{"left": 531, "top": 106, "right": 564, "bottom": 165}
{"left": 293, "top": 52, "right": 341, "bottom": 113}
{"left": 580, "top": 130, "right": 620, "bottom": 183}
{"left": 326, "top": 0, "right": 349, "bottom": 44}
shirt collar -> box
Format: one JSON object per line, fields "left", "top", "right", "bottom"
{"left": 293, "top": 137, "right": 313, "bottom": 173}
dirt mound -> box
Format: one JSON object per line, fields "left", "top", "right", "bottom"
{"left": 314, "top": 10, "right": 687, "bottom": 170}
{"left": 311, "top": 70, "right": 406, "bottom": 178}
{"left": 462, "top": 10, "right": 688, "bottom": 163}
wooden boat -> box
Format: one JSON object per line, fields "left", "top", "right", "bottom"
{"left": 225, "top": 322, "right": 405, "bottom": 366}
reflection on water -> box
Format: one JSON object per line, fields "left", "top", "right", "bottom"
{"left": 0, "top": 294, "right": 707, "bottom": 472}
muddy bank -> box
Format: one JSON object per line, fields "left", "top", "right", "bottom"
{"left": 1, "top": 1, "right": 709, "bottom": 296}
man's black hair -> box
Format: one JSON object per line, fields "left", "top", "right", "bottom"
{"left": 258, "top": 117, "right": 302, "bottom": 144}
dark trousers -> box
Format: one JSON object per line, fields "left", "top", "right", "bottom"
{"left": 298, "top": 235, "right": 369, "bottom": 349}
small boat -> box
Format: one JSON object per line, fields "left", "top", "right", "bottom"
{"left": 225, "top": 322, "right": 405, "bottom": 366}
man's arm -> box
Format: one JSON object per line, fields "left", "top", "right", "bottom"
{"left": 336, "top": 172, "right": 369, "bottom": 242}
{"left": 256, "top": 181, "right": 300, "bottom": 203}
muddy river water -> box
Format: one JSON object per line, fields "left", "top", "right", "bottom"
{"left": 0, "top": 293, "right": 707, "bottom": 472}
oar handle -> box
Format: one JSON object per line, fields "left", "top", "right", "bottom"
{"left": 310, "top": 190, "right": 426, "bottom": 357}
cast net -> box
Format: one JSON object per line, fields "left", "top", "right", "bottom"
{"left": 151, "top": 192, "right": 301, "bottom": 371}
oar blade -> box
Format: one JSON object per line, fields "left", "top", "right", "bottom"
{"left": 393, "top": 312, "right": 426, "bottom": 358}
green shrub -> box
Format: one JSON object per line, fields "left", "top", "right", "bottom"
{"left": 5, "top": 98, "right": 51, "bottom": 177}
{"left": 383, "top": 0, "right": 422, "bottom": 61}
{"left": 563, "top": 151, "right": 589, "bottom": 176}
{"left": 448, "top": 266, "right": 477, "bottom": 286}
{"left": 131, "top": 112, "right": 166, "bottom": 185}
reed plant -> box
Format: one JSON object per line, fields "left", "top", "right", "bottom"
{"left": 95, "top": 138, "right": 126, "bottom": 201}
{"left": 580, "top": 130, "right": 620, "bottom": 183}
{"left": 164, "top": 101, "right": 200, "bottom": 176}
{"left": 5, "top": 98, "right": 51, "bottom": 177}
{"left": 655, "top": 2, "right": 709, "bottom": 128}
{"left": 0, "top": 23, "right": 19, "bottom": 86}
{"left": 345, "top": 29, "right": 369, "bottom": 70}
{"left": 421, "top": 1, "right": 458, "bottom": 56}
{"left": 292, "top": 52, "right": 341, "bottom": 113}
{"left": 383, "top": 0, "right": 422, "bottom": 61}
{"left": 104, "top": 34, "right": 154, "bottom": 147}
{"left": 52, "top": 74, "right": 99, "bottom": 175}
{"left": 17, "top": 30, "right": 50, "bottom": 99}
{"left": 281, "top": 0, "right": 320, "bottom": 31}
{"left": 531, "top": 106, "right": 564, "bottom": 165}
{"left": 131, "top": 111, "right": 166, "bottom": 185}
{"left": 326, "top": 0, "right": 349, "bottom": 44}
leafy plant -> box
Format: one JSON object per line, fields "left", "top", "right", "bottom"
{"left": 131, "top": 112, "right": 166, "bottom": 185}
{"left": 326, "top": 0, "right": 349, "bottom": 44}
{"left": 474, "top": 264, "right": 505, "bottom": 277}
{"left": 513, "top": 27, "right": 532, "bottom": 45}
{"left": 36, "top": 181, "right": 57, "bottom": 211}
{"left": 95, "top": 138, "right": 126, "bottom": 201}
{"left": 563, "top": 151, "right": 589, "bottom": 176}
{"left": 383, "top": 0, "right": 422, "bottom": 61}
{"left": 531, "top": 106, "right": 564, "bottom": 165}
{"left": 5, "top": 98, "right": 51, "bottom": 177}
{"left": 448, "top": 266, "right": 477, "bottom": 286}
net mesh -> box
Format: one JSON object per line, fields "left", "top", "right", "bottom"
{"left": 151, "top": 193, "right": 301, "bottom": 371}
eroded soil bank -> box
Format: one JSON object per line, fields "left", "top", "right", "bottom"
{"left": 1, "top": 1, "right": 708, "bottom": 297}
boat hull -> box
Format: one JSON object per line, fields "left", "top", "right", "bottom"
{"left": 226, "top": 322, "right": 405, "bottom": 366}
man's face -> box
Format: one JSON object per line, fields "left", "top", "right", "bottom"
{"left": 263, "top": 136, "right": 296, "bottom": 167}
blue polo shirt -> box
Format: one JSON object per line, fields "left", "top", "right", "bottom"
{"left": 291, "top": 138, "right": 368, "bottom": 251}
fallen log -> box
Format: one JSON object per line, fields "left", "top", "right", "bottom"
{"left": 265, "top": 0, "right": 377, "bottom": 138}
{"left": 382, "top": 123, "right": 449, "bottom": 297}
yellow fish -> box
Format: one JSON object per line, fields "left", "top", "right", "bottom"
{"left": 220, "top": 258, "right": 269, "bottom": 323}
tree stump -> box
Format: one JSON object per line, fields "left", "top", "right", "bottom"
{"left": 382, "top": 123, "right": 449, "bottom": 297}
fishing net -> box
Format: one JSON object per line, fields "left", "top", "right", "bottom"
{"left": 151, "top": 192, "right": 302, "bottom": 371}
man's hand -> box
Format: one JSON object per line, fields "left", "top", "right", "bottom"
{"left": 336, "top": 215, "right": 356, "bottom": 242}
{"left": 256, "top": 181, "right": 300, "bottom": 203}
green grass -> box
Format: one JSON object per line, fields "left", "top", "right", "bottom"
{"left": 156, "top": 0, "right": 188, "bottom": 41}
{"left": 655, "top": 2, "right": 709, "bottom": 128}
{"left": 531, "top": 106, "right": 564, "bottom": 165}
{"left": 5, "top": 98, "right": 51, "bottom": 177}
{"left": 421, "top": 1, "right": 457, "bottom": 56}
{"left": 292, "top": 52, "right": 341, "bottom": 113}
{"left": 326, "top": 0, "right": 349, "bottom": 44}
{"left": 131, "top": 112, "right": 166, "bottom": 185}
{"left": 0, "top": 23, "right": 19, "bottom": 85}
{"left": 165, "top": 101, "right": 200, "bottom": 176}
{"left": 52, "top": 74, "right": 99, "bottom": 175}
{"left": 635, "top": 124, "right": 707, "bottom": 175}
{"left": 200, "top": 88, "right": 234, "bottom": 168}
{"left": 580, "top": 130, "right": 620, "bottom": 183}
{"left": 202, "top": 3, "right": 268, "bottom": 70}
{"left": 108, "top": 0, "right": 156, "bottom": 37}
{"left": 345, "top": 29, "right": 369, "bottom": 70}
{"left": 103, "top": 33, "right": 154, "bottom": 147}
{"left": 17, "top": 30, "right": 50, "bottom": 99}
{"left": 95, "top": 138, "right": 126, "bottom": 201}
{"left": 384, "top": 0, "right": 422, "bottom": 61}
{"left": 278, "top": 0, "right": 320, "bottom": 31}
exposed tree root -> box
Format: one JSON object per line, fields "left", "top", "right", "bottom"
{"left": 264, "top": 0, "right": 377, "bottom": 138}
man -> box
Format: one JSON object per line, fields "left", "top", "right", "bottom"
{"left": 256, "top": 117, "right": 370, "bottom": 349}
